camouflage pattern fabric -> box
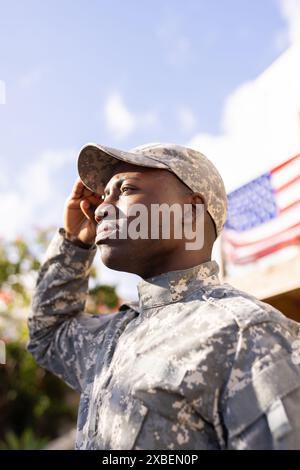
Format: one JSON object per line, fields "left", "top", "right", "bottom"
{"left": 28, "top": 228, "right": 300, "bottom": 449}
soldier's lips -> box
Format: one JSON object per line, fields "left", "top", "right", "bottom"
{"left": 96, "top": 222, "right": 118, "bottom": 243}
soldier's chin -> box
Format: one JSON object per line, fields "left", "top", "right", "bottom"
{"left": 97, "top": 241, "right": 134, "bottom": 272}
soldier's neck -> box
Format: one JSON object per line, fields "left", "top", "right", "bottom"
{"left": 140, "top": 249, "right": 212, "bottom": 279}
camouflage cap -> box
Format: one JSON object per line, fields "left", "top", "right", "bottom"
{"left": 77, "top": 142, "right": 227, "bottom": 237}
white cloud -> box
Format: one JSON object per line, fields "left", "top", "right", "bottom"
{"left": 104, "top": 93, "right": 136, "bottom": 140}
{"left": 0, "top": 149, "right": 75, "bottom": 239}
{"left": 177, "top": 107, "right": 197, "bottom": 133}
{"left": 274, "top": 0, "right": 300, "bottom": 52}
{"left": 279, "top": 0, "right": 300, "bottom": 44}
{"left": 104, "top": 92, "right": 159, "bottom": 140}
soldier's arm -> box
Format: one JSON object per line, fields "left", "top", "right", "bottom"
{"left": 222, "top": 320, "right": 300, "bottom": 449}
{"left": 27, "top": 227, "right": 115, "bottom": 392}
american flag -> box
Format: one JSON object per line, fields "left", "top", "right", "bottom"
{"left": 223, "top": 153, "right": 300, "bottom": 265}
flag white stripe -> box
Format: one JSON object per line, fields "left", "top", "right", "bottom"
{"left": 271, "top": 155, "right": 300, "bottom": 190}
{"left": 275, "top": 178, "right": 300, "bottom": 210}
{"left": 224, "top": 224, "right": 300, "bottom": 261}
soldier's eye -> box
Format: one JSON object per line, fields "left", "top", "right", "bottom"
{"left": 121, "top": 186, "right": 134, "bottom": 194}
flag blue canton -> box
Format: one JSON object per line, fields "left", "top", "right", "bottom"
{"left": 225, "top": 173, "right": 278, "bottom": 232}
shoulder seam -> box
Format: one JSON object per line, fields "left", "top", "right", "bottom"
{"left": 201, "top": 292, "right": 282, "bottom": 332}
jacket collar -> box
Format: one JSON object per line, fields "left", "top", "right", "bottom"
{"left": 137, "top": 260, "right": 220, "bottom": 310}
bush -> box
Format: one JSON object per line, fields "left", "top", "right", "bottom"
{"left": 0, "top": 227, "right": 119, "bottom": 449}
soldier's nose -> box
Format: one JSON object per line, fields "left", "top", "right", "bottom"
{"left": 94, "top": 206, "right": 109, "bottom": 224}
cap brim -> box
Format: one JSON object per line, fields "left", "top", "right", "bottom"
{"left": 77, "top": 143, "right": 169, "bottom": 194}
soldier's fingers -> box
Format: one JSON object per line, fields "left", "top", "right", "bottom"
{"left": 82, "top": 186, "right": 95, "bottom": 197}
{"left": 70, "top": 177, "right": 85, "bottom": 198}
{"left": 71, "top": 178, "right": 95, "bottom": 200}
{"left": 80, "top": 199, "right": 96, "bottom": 223}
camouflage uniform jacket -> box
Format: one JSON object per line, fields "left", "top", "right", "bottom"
{"left": 28, "top": 227, "right": 300, "bottom": 450}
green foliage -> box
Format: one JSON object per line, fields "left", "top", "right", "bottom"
{"left": 0, "top": 227, "right": 119, "bottom": 448}
{"left": 88, "top": 284, "right": 119, "bottom": 311}
{"left": 0, "top": 429, "right": 48, "bottom": 450}
{"left": 0, "top": 341, "right": 79, "bottom": 446}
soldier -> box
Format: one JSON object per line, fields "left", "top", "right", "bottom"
{"left": 28, "top": 143, "right": 300, "bottom": 450}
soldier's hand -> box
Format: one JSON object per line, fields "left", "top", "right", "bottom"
{"left": 63, "top": 177, "right": 102, "bottom": 245}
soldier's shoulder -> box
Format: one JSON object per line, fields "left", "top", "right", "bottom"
{"left": 194, "top": 282, "right": 297, "bottom": 333}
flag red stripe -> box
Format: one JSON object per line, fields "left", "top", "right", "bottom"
{"left": 275, "top": 173, "right": 300, "bottom": 193}
{"left": 279, "top": 198, "right": 300, "bottom": 214}
{"left": 224, "top": 221, "right": 300, "bottom": 248}
{"left": 228, "top": 234, "right": 300, "bottom": 265}
{"left": 271, "top": 152, "right": 300, "bottom": 174}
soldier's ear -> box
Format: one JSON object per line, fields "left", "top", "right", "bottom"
{"left": 190, "top": 192, "right": 205, "bottom": 206}
{"left": 190, "top": 193, "right": 206, "bottom": 224}
{"left": 181, "top": 192, "right": 205, "bottom": 231}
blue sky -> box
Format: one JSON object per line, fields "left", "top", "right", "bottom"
{"left": 0, "top": 0, "right": 298, "bottom": 297}
{"left": 0, "top": 1, "right": 288, "bottom": 173}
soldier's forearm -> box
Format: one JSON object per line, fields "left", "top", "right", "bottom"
{"left": 29, "top": 227, "right": 97, "bottom": 325}
{"left": 27, "top": 228, "right": 116, "bottom": 392}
